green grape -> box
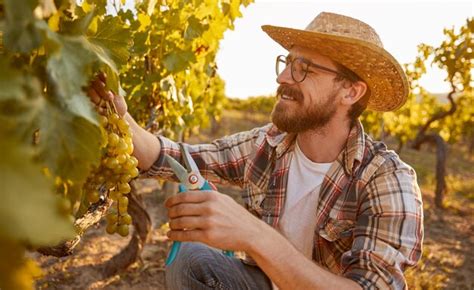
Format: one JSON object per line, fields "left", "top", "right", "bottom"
{"left": 116, "top": 139, "right": 128, "bottom": 154}
{"left": 126, "top": 142, "right": 134, "bottom": 155}
{"left": 117, "top": 119, "right": 129, "bottom": 132}
{"left": 104, "top": 180, "right": 115, "bottom": 189}
{"left": 105, "top": 157, "right": 119, "bottom": 169}
{"left": 117, "top": 225, "right": 129, "bottom": 237}
{"left": 99, "top": 115, "right": 108, "bottom": 126}
{"left": 124, "top": 136, "right": 133, "bottom": 147}
{"left": 129, "top": 167, "right": 139, "bottom": 178}
{"left": 118, "top": 196, "right": 129, "bottom": 207}
{"left": 116, "top": 153, "right": 127, "bottom": 164}
{"left": 57, "top": 198, "right": 71, "bottom": 215}
{"left": 118, "top": 203, "right": 128, "bottom": 214}
{"left": 87, "top": 190, "right": 100, "bottom": 203}
{"left": 120, "top": 213, "right": 132, "bottom": 225}
{"left": 106, "top": 213, "right": 118, "bottom": 224}
{"left": 109, "top": 113, "right": 120, "bottom": 124}
{"left": 106, "top": 223, "right": 117, "bottom": 235}
{"left": 66, "top": 214, "right": 75, "bottom": 224}
{"left": 109, "top": 189, "right": 121, "bottom": 201}
{"left": 129, "top": 156, "right": 138, "bottom": 167}
{"left": 118, "top": 182, "right": 131, "bottom": 194}
{"left": 108, "top": 133, "right": 120, "bottom": 147}
{"left": 94, "top": 174, "right": 105, "bottom": 184}
{"left": 124, "top": 158, "right": 135, "bottom": 170}
{"left": 120, "top": 174, "right": 132, "bottom": 183}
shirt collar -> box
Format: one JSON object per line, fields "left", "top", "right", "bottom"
{"left": 342, "top": 120, "right": 366, "bottom": 176}
{"left": 265, "top": 120, "right": 366, "bottom": 176}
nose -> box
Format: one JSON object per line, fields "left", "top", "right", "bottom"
{"left": 276, "top": 65, "right": 295, "bottom": 85}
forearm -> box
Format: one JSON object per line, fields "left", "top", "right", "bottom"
{"left": 124, "top": 113, "right": 161, "bottom": 170}
{"left": 246, "top": 227, "right": 362, "bottom": 290}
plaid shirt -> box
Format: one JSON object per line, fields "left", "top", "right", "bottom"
{"left": 145, "top": 120, "right": 424, "bottom": 290}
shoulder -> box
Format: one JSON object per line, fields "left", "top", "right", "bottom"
{"left": 363, "top": 134, "right": 416, "bottom": 176}
{"left": 360, "top": 135, "right": 421, "bottom": 208}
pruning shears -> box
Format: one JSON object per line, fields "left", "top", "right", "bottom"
{"left": 164, "top": 143, "right": 234, "bottom": 266}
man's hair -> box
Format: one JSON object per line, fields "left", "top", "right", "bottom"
{"left": 333, "top": 63, "right": 370, "bottom": 122}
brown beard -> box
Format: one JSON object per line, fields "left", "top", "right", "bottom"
{"left": 271, "top": 85, "right": 338, "bottom": 133}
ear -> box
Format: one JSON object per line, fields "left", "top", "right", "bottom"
{"left": 341, "top": 81, "right": 368, "bottom": 106}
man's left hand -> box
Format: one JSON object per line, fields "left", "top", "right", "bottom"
{"left": 165, "top": 190, "right": 268, "bottom": 252}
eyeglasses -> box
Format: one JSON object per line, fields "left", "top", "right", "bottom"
{"left": 275, "top": 55, "right": 347, "bottom": 83}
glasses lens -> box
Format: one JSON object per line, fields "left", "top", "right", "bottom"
{"left": 276, "top": 55, "right": 287, "bottom": 76}
{"left": 291, "top": 58, "right": 307, "bottom": 83}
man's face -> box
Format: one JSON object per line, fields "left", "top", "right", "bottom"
{"left": 271, "top": 47, "right": 344, "bottom": 133}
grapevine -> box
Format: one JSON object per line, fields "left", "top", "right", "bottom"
{"left": 0, "top": 0, "right": 254, "bottom": 289}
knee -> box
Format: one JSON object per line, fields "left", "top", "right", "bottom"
{"left": 165, "top": 243, "right": 214, "bottom": 289}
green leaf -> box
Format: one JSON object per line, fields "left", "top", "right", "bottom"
{"left": 63, "top": 93, "right": 100, "bottom": 125}
{"left": 87, "top": 15, "right": 131, "bottom": 68}
{"left": 184, "top": 16, "right": 208, "bottom": 41}
{"left": 163, "top": 50, "right": 196, "bottom": 73}
{"left": 38, "top": 102, "right": 102, "bottom": 184}
{"left": 60, "top": 10, "right": 95, "bottom": 35}
{"left": 0, "top": 57, "right": 43, "bottom": 142}
{"left": 45, "top": 32, "right": 97, "bottom": 100}
{"left": 0, "top": 138, "right": 75, "bottom": 246}
{"left": 3, "top": 0, "right": 43, "bottom": 53}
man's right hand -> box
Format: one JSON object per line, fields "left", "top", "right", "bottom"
{"left": 87, "top": 72, "right": 128, "bottom": 117}
{"left": 86, "top": 72, "right": 161, "bottom": 170}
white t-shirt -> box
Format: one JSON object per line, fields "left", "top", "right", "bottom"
{"left": 273, "top": 141, "right": 333, "bottom": 289}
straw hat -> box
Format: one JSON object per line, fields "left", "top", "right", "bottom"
{"left": 262, "top": 12, "right": 409, "bottom": 112}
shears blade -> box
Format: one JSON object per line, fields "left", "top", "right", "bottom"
{"left": 180, "top": 143, "right": 200, "bottom": 173}
{"left": 164, "top": 154, "right": 190, "bottom": 185}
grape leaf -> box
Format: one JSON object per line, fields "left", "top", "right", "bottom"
{"left": 163, "top": 50, "right": 196, "bottom": 73}
{"left": 60, "top": 10, "right": 95, "bottom": 36}
{"left": 0, "top": 57, "right": 43, "bottom": 143}
{"left": 184, "top": 16, "right": 208, "bottom": 41}
{"left": 3, "top": 0, "right": 43, "bottom": 53}
{"left": 0, "top": 138, "right": 75, "bottom": 246}
{"left": 87, "top": 15, "right": 131, "bottom": 68}
{"left": 45, "top": 32, "right": 97, "bottom": 100}
{"left": 38, "top": 102, "right": 102, "bottom": 184}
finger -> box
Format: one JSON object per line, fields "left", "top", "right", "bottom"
{"left": 87, "top": 88, "right": 101, "bottom": 105}
{"left": 106, "top": 91, "right": 115, "bottom": 102}
{"left": 91, "top": 79, "right": 109, "bottom": 100}
{"left": 167, "top": 229, "right": 205, "bottom": 242}
{"left": 168, "top": 203, "right": 205, "bottom": 219}
{"left": 165, "top": 190, "right": 216, "bottom": 208}
{"left": 98, "top": 106, "right": 107, "bottom": 115}
{"left": 98, "top": 72, "right": 107, "bottom": 83}
{"left": 169, "top": 216, "right": 208, "bottom": 230}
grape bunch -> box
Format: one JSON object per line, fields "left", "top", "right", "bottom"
{"left": 83, "top": 101, "right": 139, "bottom": 237}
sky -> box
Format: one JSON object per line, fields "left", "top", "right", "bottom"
{"left": 215, "top": 0, "right": 473, "bottom": 99}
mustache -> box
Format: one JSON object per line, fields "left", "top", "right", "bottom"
{"left": 276, "top": 85, "right": 304, "bottom": 101}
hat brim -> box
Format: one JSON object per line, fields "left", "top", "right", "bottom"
{"left": 262, "top": 25, "right": 409, "bottom": 112}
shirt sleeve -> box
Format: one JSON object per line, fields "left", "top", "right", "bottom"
{"left": 342, "top": 156, "right": 424, "bottom": 289}
{"left": 142, "top": 126, "right": 266, "bottom": 187}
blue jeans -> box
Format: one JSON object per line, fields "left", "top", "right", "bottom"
{"left": 165, "top": 242, "right": 273, "bottom": 290}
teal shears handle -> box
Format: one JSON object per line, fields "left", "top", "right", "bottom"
{"left": 165, "top": 180, "right": 234, "bottom": 266}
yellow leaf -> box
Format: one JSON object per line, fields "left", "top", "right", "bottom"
{"left": 88, "top": 16, "right": 98, "bottom": 35}
{"left": 138, "top": 13, "right": 151, "bottom": 32}
{"left": 82, "top": 1, "right": 93, "bottom": 13}
{"left": 47, "top": 12, "right": 60, "bottom": 32}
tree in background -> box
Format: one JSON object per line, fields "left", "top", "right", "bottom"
{"left": 361, "top": 18, "right": 473, "bottom": 208}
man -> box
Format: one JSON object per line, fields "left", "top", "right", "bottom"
{"left": 89, "top": 12, "right": 423, "bottom": 290}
